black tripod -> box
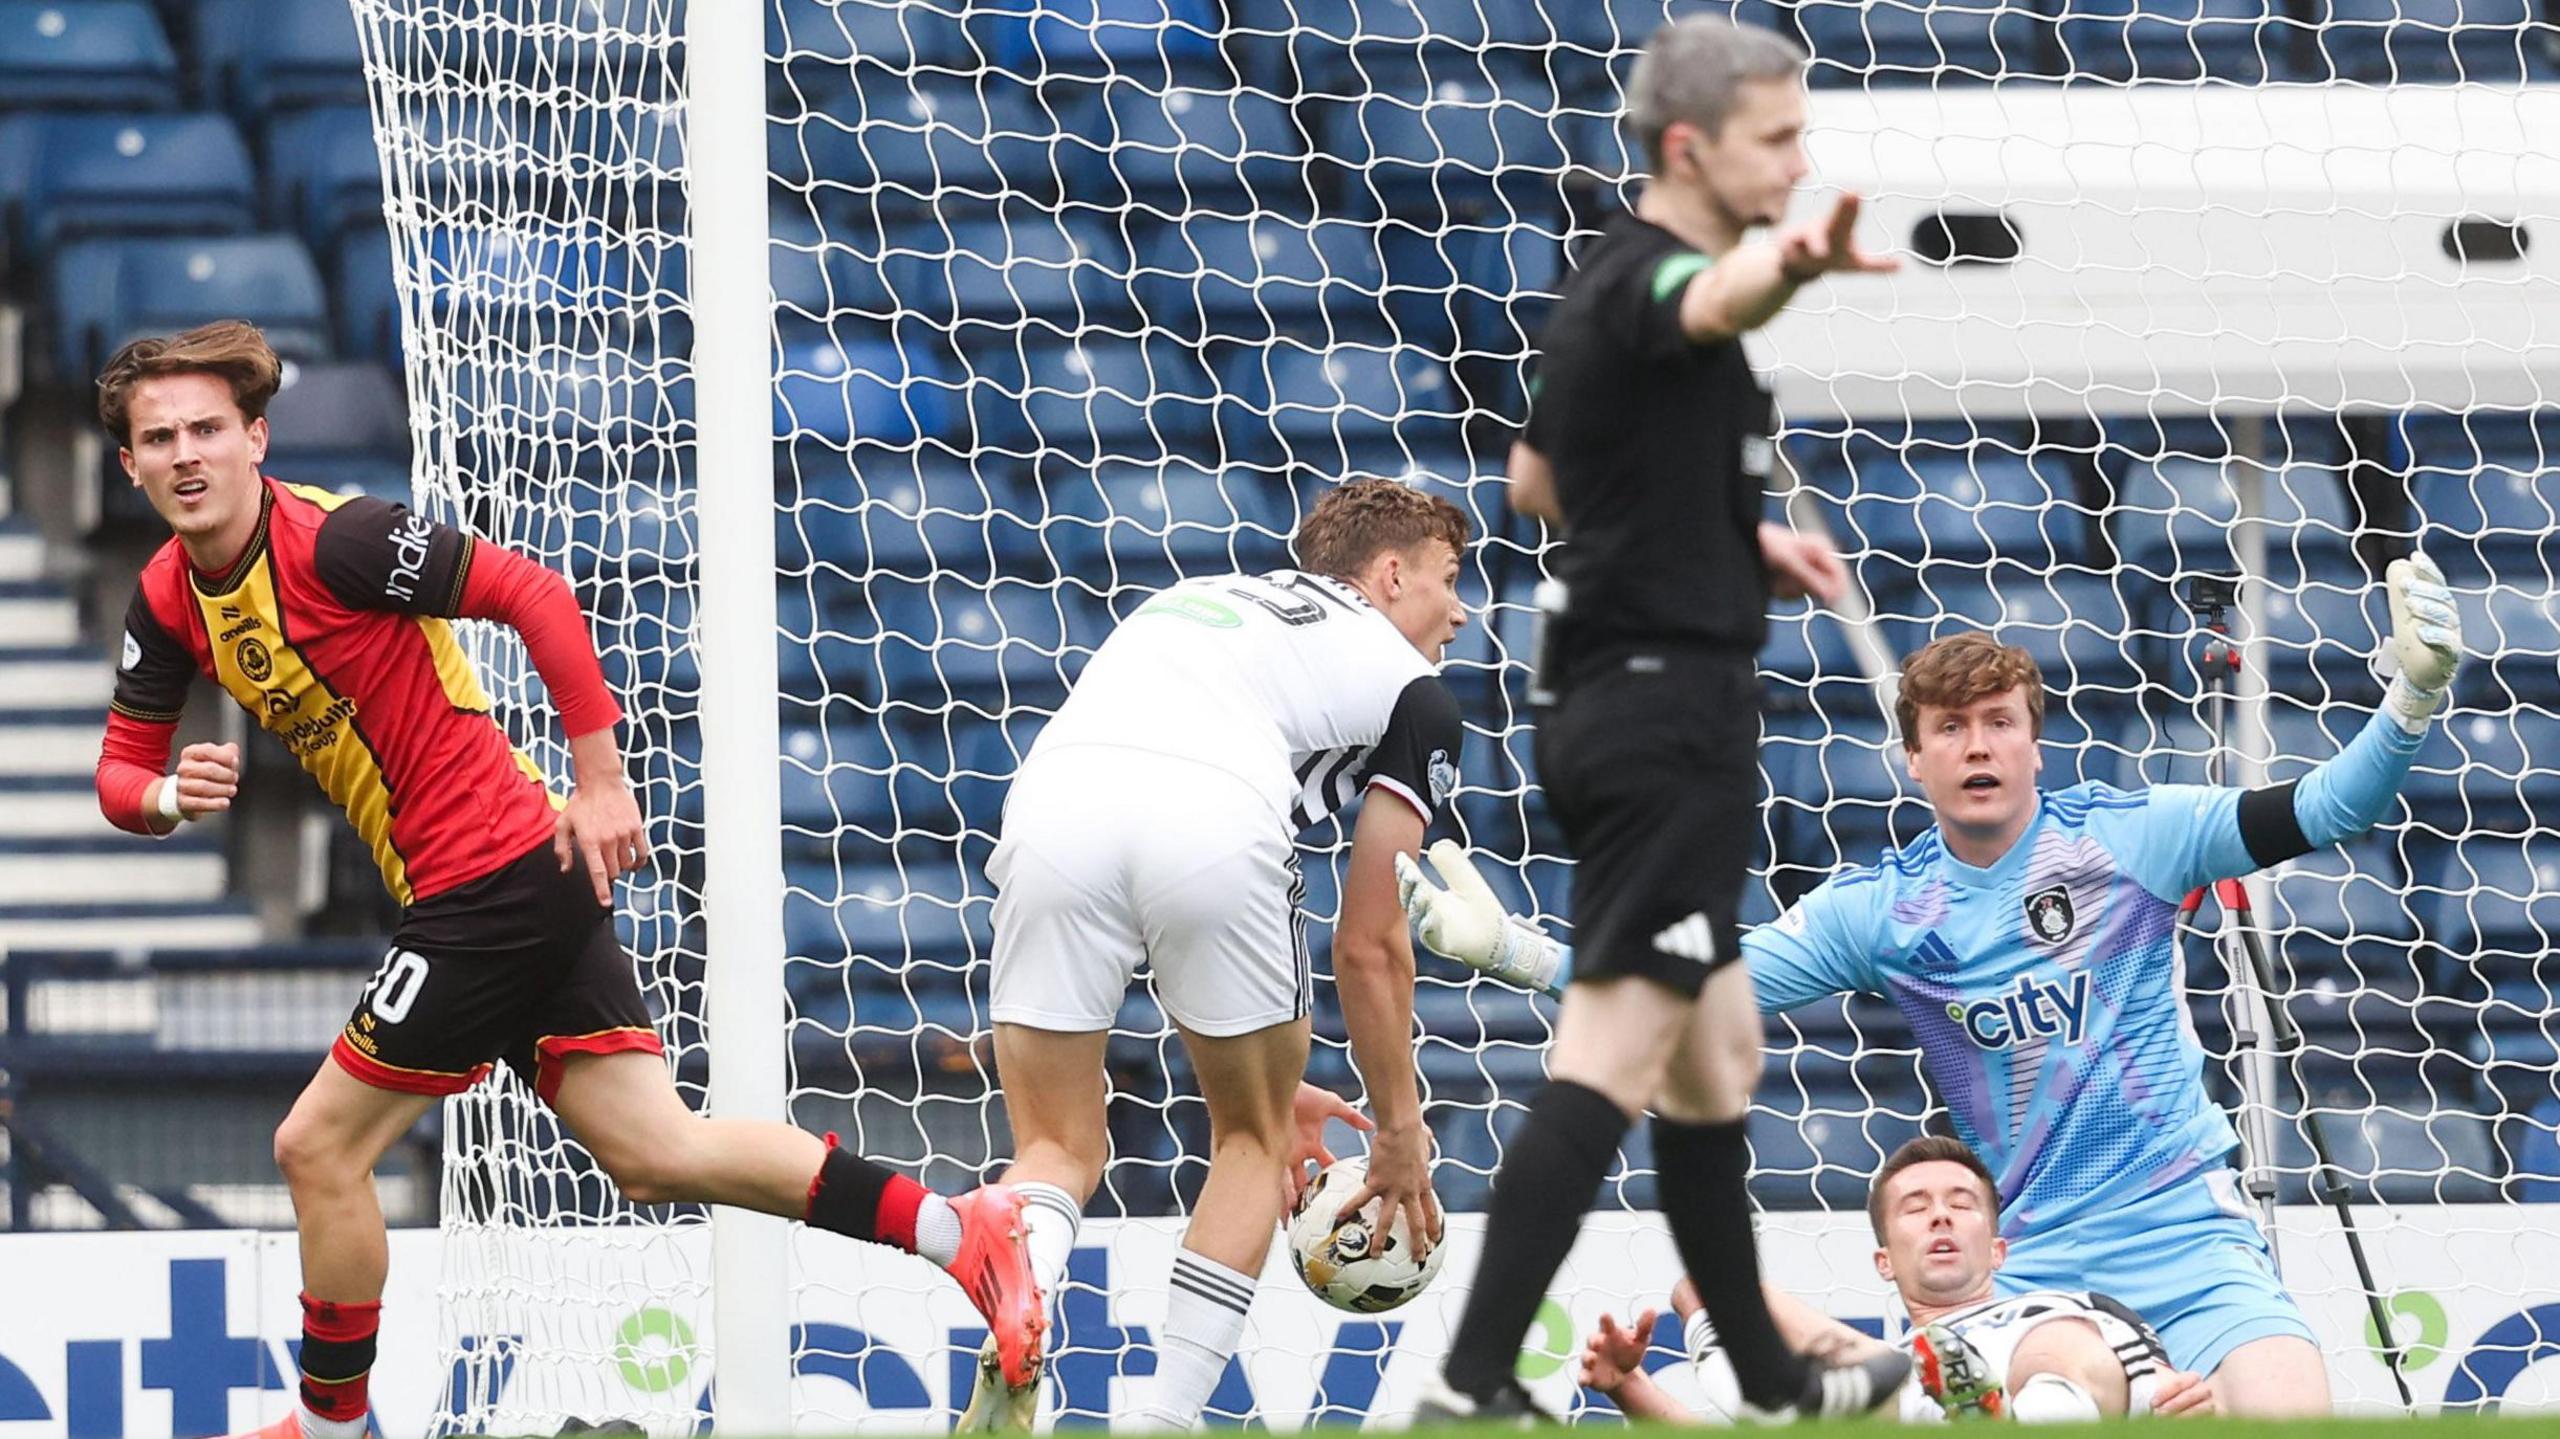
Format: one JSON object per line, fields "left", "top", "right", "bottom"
{"left": 2177, "top": 575, "right": 2413, "bottom": 1410}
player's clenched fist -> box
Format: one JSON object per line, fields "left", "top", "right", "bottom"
{"left": 158, "top": 741, "right": 241, "bottom": 825}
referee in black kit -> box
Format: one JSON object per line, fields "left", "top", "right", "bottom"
{"left": 1418, "top": 16, "right": 1908, "bottom": 1422}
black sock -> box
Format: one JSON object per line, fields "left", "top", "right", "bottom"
{"left": 802, "top": 1145, "right": 896, "bottom": 1239}
{"left": 1653, "top": 1116, "right": 1809, "bottom": 1409}
{"left": 1444, "top": 1080, "right": 1630, "bottom": 1397}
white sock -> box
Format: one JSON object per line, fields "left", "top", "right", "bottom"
{"left": 2010, "top": 1374, "right": 2102, "bottom": 1422}
{"left": 914, "top": 1192, "right": 963, "bottom": 1268}
{"left": 298, "top": 1406, "right": 367, "bottom": 1439}
{"left": 1016, "top": 1181, "right": 1083, "bottom": 1312}
{"left": 1133, "top": 1250, "right": 1255, "bottom": 1428}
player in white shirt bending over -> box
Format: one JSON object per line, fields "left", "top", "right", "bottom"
{"left": 966, "top": 478, "right": 1472, "bottom": 1429}
{"left": 1583, "top": 1136, "right": 2217, "bottom": 1423}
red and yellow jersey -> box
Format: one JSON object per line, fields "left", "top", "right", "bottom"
{"left": 108, "top": 479, "right": 572, "bottom": 905}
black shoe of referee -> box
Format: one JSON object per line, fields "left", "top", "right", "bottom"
{"left": 1412, "top": 1372, "right": 1555, "bottom": 1427}
{"left": 1743, "top": 1347, "right": 1913, "bottom": 1420}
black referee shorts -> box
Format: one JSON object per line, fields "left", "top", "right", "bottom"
{"left": 1534, "top": 647, "right": 1761, "bottom": 997}
{"left": 330, "top": 839, "right": 662, "bottom": 1105}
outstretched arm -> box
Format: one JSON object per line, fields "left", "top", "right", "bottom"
{"left": 1681, "top": 193, "right": 1900, "bottom": 343}
{"left": 2122, "top": 554, "right": 2465, "bottom": 898}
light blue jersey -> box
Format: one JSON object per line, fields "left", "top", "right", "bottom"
{"left": 1745, "top": 780, "right": 2251, "bottom": 1235}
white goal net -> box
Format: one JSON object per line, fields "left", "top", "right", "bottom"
{"left": 347, "top": 0, "right": 2560, "bottom": 1428}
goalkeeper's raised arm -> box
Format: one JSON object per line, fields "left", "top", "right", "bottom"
{"left": 1401, "top": 552, "right": 2465, "bottom": 1004}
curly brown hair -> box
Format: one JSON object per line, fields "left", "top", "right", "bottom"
{"left": 96, "top": 320, "right": 284, "bottom": 445}
{"left": 1867, "top": 1134, "right": 2000, "bottom": 1242}
{"left": 1895, "top": 631, "right": 2046, "bottom": 752}
{"left": 1293, "top": 477, "right": 1470, "bottom": 582}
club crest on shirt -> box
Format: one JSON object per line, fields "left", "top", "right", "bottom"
{"left": 2025, "top": 884, "right": 2076, "bottom": 945}
{"left": 1427, "top": 748, "right": 1457, "bottom": 804}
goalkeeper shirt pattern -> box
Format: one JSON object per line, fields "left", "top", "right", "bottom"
{"left": 107, "top": 480, "right": 567, "bottom": 905}
{"left": 1743, "top": 782, "right": 2268, "bottom": 1236}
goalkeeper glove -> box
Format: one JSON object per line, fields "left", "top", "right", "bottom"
{"left": 1394, "top": 840, "right": 1567, "bottom": 998}
{"left": 2380, "top": 551, "right": 2463, "bottom": 734}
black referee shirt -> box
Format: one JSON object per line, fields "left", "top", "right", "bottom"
{"left": 1525, "top": 212, "right": 1776, "bottom": 657}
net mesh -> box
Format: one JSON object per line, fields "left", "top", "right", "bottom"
{"left": 347, "top": 0, "right": 2560, "bottom": 1426}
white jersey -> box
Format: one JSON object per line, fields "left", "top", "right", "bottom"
{"left": 1024, "top": 570, "right": 1463, "bottom": 832}
{"left": 1894, "top": 1290, "right": 2170, "bottom": 1422}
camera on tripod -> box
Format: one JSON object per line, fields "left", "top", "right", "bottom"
{"left": 2183, "top": 573, "right": 2241, "bottom": 624}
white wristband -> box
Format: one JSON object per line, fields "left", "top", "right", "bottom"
{"left": 156, "top": 775, "right": 186, "bottom": 824}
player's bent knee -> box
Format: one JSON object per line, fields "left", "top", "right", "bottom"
{"left": 274, "top": 1108, "right": 369, "bottom": 1193}
{"left": 2008, "top": 1319, "right": 2127, "bottom": 1414}
{"left": 2208, "top": 1335, "right": 2331, "bottom": 1415}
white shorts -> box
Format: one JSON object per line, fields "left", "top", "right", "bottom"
{"left": 988, "top": 749, "right": 1311, "bottom": 1038}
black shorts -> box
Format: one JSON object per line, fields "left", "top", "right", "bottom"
{"left": 1534, "top": 646, "right": 1760, "bottom": 997}
{"left": 329, "top": 840, "right": 661, "bottom": 1104}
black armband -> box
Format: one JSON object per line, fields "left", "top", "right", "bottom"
{"left": 2236, "top": 781, "right": 2313, "bottom": 868}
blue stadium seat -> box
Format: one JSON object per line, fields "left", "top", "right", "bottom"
{"left": 2318, "top": 0, "right": 2553, "bottom": 82}
{"left": 786, "top": 858, "right": 990, "bottom": 966}
{"left": 331, "top": 225, "right": 398, "bottom": 363}
{"left": 2461, "top": 585, "right": 2560, "bottom": 709}
{"left": 1750, "top": 1090, "right": 1929, "bottom": 1209}
{"left": 1135, "top": 213, "right": 1387, "bottom": 344}
{"left": 2395, "top": 407, "right": 2560, "bottom": 470}
{"left": 1047, "top": 457, "right": 1295, "bottom": 586}
{"left": 976, "top": 0, "right": 1224, "bottom": 78}
{"left": 262, "top": 106, "right": 382, "bottom": 252}
{"left": 193, "top": 0, "right": 369, "bottom": 114}
{"left": 1794, "top": 0, "right": 2052, "bottom": 85}
{"left": 1311, "top": 74, "right": 1573, "bottom": 221}
{"left": 958, "top": 335, "right": 1220, "bottom": 462}
{"left": 774, "top": 327, "right": 956, "bottom": 448}
{"left": 770, "top": 0, "right": 969, "bottom": 87}
{"left": 785, "top": 452, "right": 1049, "bottom": 583}
{"left": 2396, "top": 711, "right": 2560, "bottom": 834}
{"left": 780, "top": 720, "right": 897, "bottom": 839}
{"left": 2270, "top": 1106, "right": 2502, "bottom": 1204}
{"left": 2517, "top": 1094, "right": 2560, "bottom": 1201}
{"left": 2051, "top": 0, "right": 2290, "bottom": 84}
{"left": 781, "top": 75, "right": 1055, "bottom": 214}
{"left": 2413, "top": 462, "right": 2560, "bottom": 581}
{"left": 1767, "top": 714, "right": 1931, "bottom": 866}
{"left": 2267, "top": 838, "right": 2416, "bottom": 969}
{"left": 1060, "top": 81, "right": 1307, "bottom": 212}
{"left": 262, "top": 361, "right": 409, "bottom": 499}
{"left": 862, "top": 574, "right": 1084, "bottom": 707}
{"left": 47, "top": 233, "right": 329, "bottom": 384}
{"left": 2418, "top": 835, "right": 2560, "bottom": 957}
{"left": 775, "top": 582, "right": 887, "bottom": 708}
{"left": 0, "top": 0, "right": 176, "bottom": 110}
{"left": 1875, "top": 569, "right": 2140, "bottom": 696}
{"left": 1758, "top": 600, "right": 1866, "bottom": 713}
{"left": 1273, "top": 0, "right": 1578, "bottom": 92}
{"left": 1376, "top": 220, "right": 1564, "bottom": 358}
{"left": 892, "top": 213, "right": 1134, "bottom": 343}
{"left": 769, "top": 205, "right": 896, "bottom": 325}
{"left": 2032, "top": 703, "right": 2131, "bottom": 790}
{"left": 1215, "top": 341, "right": 1461, "bottom": 467}
{"left": 0, "top": 112, "right": 254, "bottom": 268}
{"left": 2255, "top": 580, "right": 2386, "bottom": 702}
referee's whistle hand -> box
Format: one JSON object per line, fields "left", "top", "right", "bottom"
{"left": 555, "top": 781, "right": 649, "bottom": 906}
{"left": 1759, "top": 522, "right": 1848, "bottom": 606}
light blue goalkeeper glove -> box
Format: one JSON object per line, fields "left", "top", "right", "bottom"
{"left": 2380, "top": 551, "right": 2463, "bottom": 734}
{"left": 1394, "top": 841, "right": 1568, "bottom": 998}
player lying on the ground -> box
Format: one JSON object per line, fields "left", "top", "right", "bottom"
{"left": 1581, "top": 1136, "right": 2215, "bottom": 1422}
{"left": 965, "top": 478, "right": 1473, "bottom": 1430}
{"left": 90, "top": 322, "right": 1042, "bottom": 1439}
{"left": 1402, "top": 560, "right": 2465, "bottom": 1415}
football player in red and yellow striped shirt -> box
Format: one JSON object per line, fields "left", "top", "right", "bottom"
{"left": 93, "top": 322, "right": 1041, "bottom": 1439}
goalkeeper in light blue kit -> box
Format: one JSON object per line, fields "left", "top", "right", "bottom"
{"left": 1399, "top": 556, "right": 2465, "bottom": 1415}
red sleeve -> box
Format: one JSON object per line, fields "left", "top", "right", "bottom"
{"left": 98, "top": 710, "right": 178, "bottom": 834}
{"left": 458, "top": 540, "right": 624, "bottom": 739}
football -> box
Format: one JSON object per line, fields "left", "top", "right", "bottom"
{"left": 1285, "top": 1157, "right": 1445, "bottom": 1313}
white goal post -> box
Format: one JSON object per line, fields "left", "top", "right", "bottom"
{"left": 344, "top": 0, "right": 2560, "bottom": 1428}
